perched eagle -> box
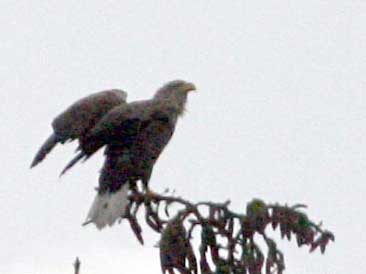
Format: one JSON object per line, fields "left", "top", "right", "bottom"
{"left": 31, "top": 80, "right": 196, "bottom": 229}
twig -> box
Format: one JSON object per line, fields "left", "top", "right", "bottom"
{"left": 73, "top": 257, "right": 80, "bottom": 274}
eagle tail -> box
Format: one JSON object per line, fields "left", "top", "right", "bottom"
{"left": 30, "top": 133, "right": 59, "bottom": 168}
{"left": 84, "top": 184, "right": 129, "bottom": 230}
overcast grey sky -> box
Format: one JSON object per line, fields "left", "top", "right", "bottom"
{"left": 1, "top": 1, "right": 365, "bottom": 273}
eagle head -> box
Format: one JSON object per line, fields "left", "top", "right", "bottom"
{"left": 154, "top": 80, "right": 196, "bottom": 115}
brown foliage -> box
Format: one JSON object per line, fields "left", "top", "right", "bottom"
{"left": 121, "top": 190, "right": 334, "bottom": 274}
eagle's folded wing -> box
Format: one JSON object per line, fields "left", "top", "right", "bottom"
{"left": 30, "top": 89, "right": 127, "bottom": 168}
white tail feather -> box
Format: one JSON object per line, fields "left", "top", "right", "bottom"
{"left": 86, "top": 184, "right": 129, "bottom": 230}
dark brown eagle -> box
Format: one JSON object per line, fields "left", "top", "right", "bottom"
{"left": 31, "top": 80, "right": 196, "bottom": 229}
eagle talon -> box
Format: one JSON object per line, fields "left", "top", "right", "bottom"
{"left": 143, "top": 185, "right": 157, "bottom": 198}
{"left": 142, "top": 189, "right": 158, "bottom": 206}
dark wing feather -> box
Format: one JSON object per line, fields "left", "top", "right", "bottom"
{"left": 52, "top": 89, "right": 127, "bottom": 140}
{"left": 31, "top": 89, "right": 127, "bottom": 168}
{"left": 96, "top": 110, "right": 176, "bottom": 193}
{"left": 30, "top": 133, "right": 60, "bottom": 168}
{"left": 59, "top": 100, "right": 153, "bottom": 175}
{"left": 78, "top": 101, "right": 150, "bottom": 155}
{"left": 98, "top": 147, "right": 132, "bottom": 194}
{"left": 129, "top": 108, "right": 177, "bottom": 185}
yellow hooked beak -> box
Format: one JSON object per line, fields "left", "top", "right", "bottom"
{"left": 184, "top": 82, "right": 197, "bottom": 93}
